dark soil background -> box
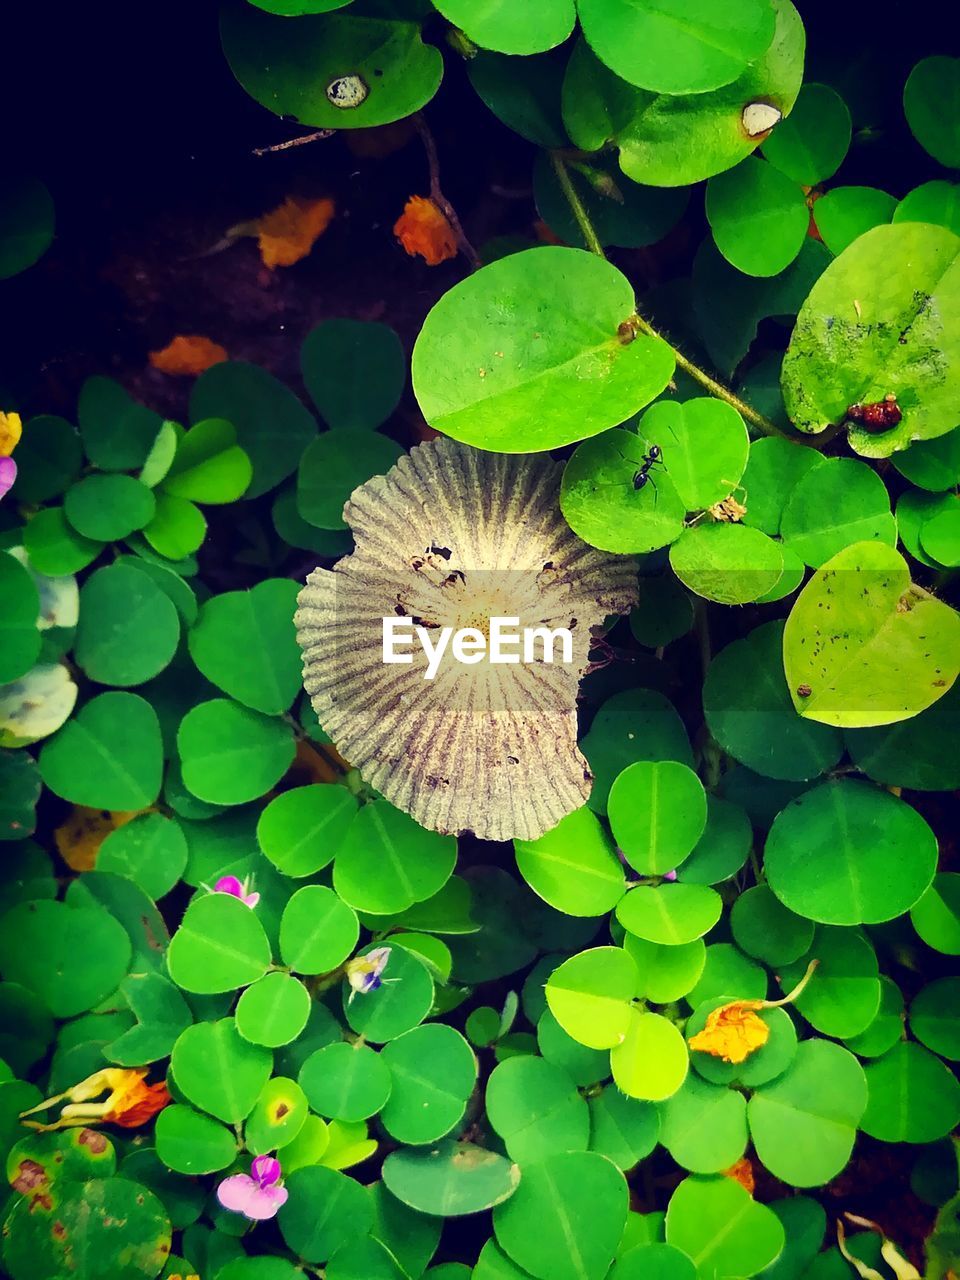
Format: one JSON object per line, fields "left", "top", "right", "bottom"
{"left": 2, "top": 0, "right": 958, "bottom": 1266}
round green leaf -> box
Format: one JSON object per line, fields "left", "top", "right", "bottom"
{"left": 412, "top": 248, "right": 674, "bottom": 452}
{"left": 177, "top": 698, "right": 295, "bottom": 804}
{"left": 764, "top": 779, "right": 938, "bottom": 925}
{"left": 161, "top": 418, "right": 251, "bottom": 503}
{"left": 895, "top": 181, "right": 960, "bottom": 237}
{"left": 892, "top": 425, "right": 960, "bottom": 493}
{"left": 665, "top": 1175, "right": 785, "bottom": 1278}
{"left": 670, "top": 523, "right": 784, "bottom": 605}
{"left": 257, "top": 784, "right": 358, "bottom": 877}
{"left": 189, "top": 360, "right": 317, "bottom": 499}
{"left": 39, "top": 692, "right": 162, "bottom": 808}
{"left": 302, "top": 320, "right": 405, "bottom": 431}
{"left": 2, "top": 1176, "right": 170, "bottom": 1280}
{"left": 468, "top": 49, "right": 567, "bottom": 148}
{"left": 748, "top": 1040, "right": 867, "bottom": 1186}
{"left": 659, "top": 1073, "right": 747, "bottom": 1174}
{"left": 22, "top": 507, "right": 103, "bottom": 576}
{"left": 608, "top": 761, "right": 707, "bottom": 876}
{"left": 279, "top": 1165, "right": 374, "bottom": 1262}
{"left": 0, "top": 553, "right": 39, "bottom": 684}
{"left": 844, "top": 975, "right": 905, "bottom": 1060}
{"left": 861, "top": 1042, "right": 960, "bottom": 1144}
{"left": 704, "top": 621, "right": 843, "bottom": 782}
{"left": 171, "top": 1018, "right": 272, "bottom": 1123}
{"left": 761, "top": 83, "right": 851, "bottom": 184}
{"left": 911, "top": 873, "right": 960, "bottom": 955}
{"left": 344, "top": 944, "right": 435, "bottom": 1043}
{"left": 272, "top": 485, "right": 354, "bottom": 555}
{"left": 687, "top": 942, "right": 767, "bottom": 1006}
{"left": 515, "top": 806, "right": 625, "bottom": 916}
{"left": 897, "top": 488, "right": 956, "bottom": 568}
{"left": 813, "top": 186, "right": 897, "bottom": 256}
{"left": 730, "top": 885, "right": 813, "bottom": 966}
{"left": 588, "top": 1087, "right": 659, "bottom": 1172}
{"left": 75, "top": 563, "right": 180, "bottom": 687}
{"left": 245, "top": 1077, "right": 308, "bottom": 1155}
{"left": 382, "top": 1141, "right": 520, "bottom": 1217}
{"left": 106, "top": 972, "right": 191, "bottom": 1066}
{"left": 97, "top": 812, "right": 188, "bottom": 900}
{"left": 637, "top": 397, "right": 750, "bottom": 512}
{"left": 189, "top": 580, "right": 301, "bottom": 714}
{"left": 280, "top": 885, "right": 359, "bottom": 974}
{"left": 300, "top": 1042, "right": 392, "bottom": 1121}
{"left": 576, "top": 0, "right": 775, "bottom": 95}
{"left": 781, "top": 223, "right": 960, "bottom": 456}
{"left": 617, "top": 884, "right": 722, "bottom": 945}
{"left": 0, "top": 175, "right": 54, "bottom": 278}
{"left": 707, "top": 157, "right": 808, "bottom": 277}
{"left": 77, "top": 376, "right": 164, "bottom": 472}
{"left": 581, "top": 688, "right": 694, "bottom": 815}
{"left": 236, "top": 973, "right": 311, "bottom": 1047}
{"left": 221, "top": 6, "right": 443, "bottom": 131}
{"left": 612, "top": 1244, "right": 697, "bottom": 1280}
{"left": 433, "top": 0, "right": 573, "bottom": 54}
{"left": 904, "top": 56, "right": 960, "bottom": 168}
{"left": 0, "top": 900, "right": 130, "bottom": 1018}
{"left": 560, "top": 428, "right": 686, "bottom": 554}
{"left": 630, "top": 574, "right": 694, "bottom": 648}
{"left": 910, "top": 978, "right": 960, "bottom": 1061}
{"left": 921, "top": 505, "right": 960, "bottom": 565}
{"left": 334, "top": 800, "right": 456, "bottom": 915}
{"left": 65, "top": 474, "right": 156, "bottom": 542}
{"left": 381, "top": 1024, "right": 477, "bottom": 1144}
{"left": 545, "top": 946, "right": 639, "bottom": 1050}
{"left": 166, "top": 891, "right": 272, "bottom": 994}
{"left": 779, "top": 926, "right": 880, "bottom": 1038}
{"left": 781, "top": 458, "right": 896, "bottom": 567}
{"left": 143, "top": 492, "right": 207, "bottom": 560}
{"left": 624, "top": 937, "right": 706, "bottom": 1004}
{"left": 486, "top": 1055, "right": 590, "bottom": 1163}
{"left": 297, "top": 428, "right": 404, "bottom": 530}
{"left": 10, "top": 415, "right": 83, "bottom": 503}
{"left": 493, "top": 1151, "right": 628, "bottom": 1280}
{"left": 563, "top": 1, "right": 804, "bottom": 189}
{"left": 782, "top": 542, "right": 960, "bottom": 727}
{"left": 676, "top": 796, "right": 751, "bottom": 886}
{"left": 611, "top": 1009, "right": 689, "bottom": 1102}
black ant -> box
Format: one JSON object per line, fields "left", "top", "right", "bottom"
{"left": 629, "top": 444, "right": 663, "bottom": 491}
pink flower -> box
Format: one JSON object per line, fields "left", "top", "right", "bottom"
{"left": 217, "top": 1155, "right": 288, "bottom": 1220}
{"left": 213, "top": 874, "right": 260, "bottom": 908}
{"left": 0, "top": 457, "right": 16, "bottom": 502}
{"left": 663, "top": 869, "right": 678, "bottom": 882}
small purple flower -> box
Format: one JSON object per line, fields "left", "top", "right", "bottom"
{"left": 345, "top": 946, "right": 392, "bottom": 1003}
{"left": 0, "top": 457, "right": 16, "bottom": 502}
{"left": 213, "top": 874, "right": 260, "bottom": 908}
{"left": 663, "top": 869, "right": 678, "bottom": 882}
{"left": 217, "top": 1155, "right": 288, "bottom": 1220}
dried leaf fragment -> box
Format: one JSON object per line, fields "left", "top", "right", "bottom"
{"left": 149, "top": 335, "right": 228, "bottom": 376}
{"left": 256, "top": 195, "right": 336, "bottom": 269}
{"left": 394, "top": 195, "right": 457, "bottom": 266}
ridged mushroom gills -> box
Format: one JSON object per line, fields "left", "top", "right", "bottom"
{"left": 295, "top": 437, "right": 638, "bottom": 841}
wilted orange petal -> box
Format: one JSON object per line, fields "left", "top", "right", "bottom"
{"left": 724, "top": 1157, "right": 756, "bottom": 1194}
{"left": 394, "top": 196, "right": 457, "bottom": 266}
{"left": 54, "top": 806, "right": 143, "bottom": 872}
{"left": 256, "top": 195, "right": 336, "bottom": 269}
{"left": 688, "top": 1000, "right": 770, "bottom": 1065}
{"left": 150, "top": 335, "right": 228, "bottom": 376}
{"left": 107, "top": 1079, "right": 171, "bottom": 1128}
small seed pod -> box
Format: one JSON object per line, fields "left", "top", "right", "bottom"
{"left": 326, "top": 74, "right": 369, "bottom": 110}
{"left": 796, "top": 684, "right": 812, "bottom": 698}
{"left": 741, "top": 101, "right": 782, "bottom": 138}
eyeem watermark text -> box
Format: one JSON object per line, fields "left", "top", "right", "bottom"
{"left": 383, "top": 616, "right": 574, "bottom": 681}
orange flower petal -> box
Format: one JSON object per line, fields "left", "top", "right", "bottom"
{"left": 256, "top": 195, "right": 335, "bottom": 269}
{"left": 688, "top": 1000, "right": 770, "bottom": 1065}
{"left": 394, "top": 196, "right": 457, "bottom": 266}
{"left": 105, "top": 1074, "right": 171, "bottom": 1128}
{"left": 150, "top": 335, "right": 228, "bottom": 376}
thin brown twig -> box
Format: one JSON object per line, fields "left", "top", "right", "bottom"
{"left": 253, "top": 130, "right": 335, "bottom": 156}
{"left": 414, "top": 113, "right": 481, "bottom": 270}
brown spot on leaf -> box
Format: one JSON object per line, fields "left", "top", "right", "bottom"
{"left": 78, "top": 1128, "right": 107, "bottom": 1153}
{"left": 13, "top": 1160, "right": 48, "bottom": 1194}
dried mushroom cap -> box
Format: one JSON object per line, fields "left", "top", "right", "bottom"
{"left": 295, "top": 437, "right": 638, "bottom": 842}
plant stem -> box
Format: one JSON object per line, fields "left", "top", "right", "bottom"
{"left": 415, "top": 114, "right": 480, "bottom": 270}
{"left": 551, "top": 153, "right": 792, "bottom": 441}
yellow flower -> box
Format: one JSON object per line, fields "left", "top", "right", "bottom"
{"left": 688, "top": 1000, "right": 770, "bottom": 1064}
{"left": 394, "top": 196, "right": 457, "bottom": 266}
{"left": 20, "top": 1068, "right": 171, "bottom": 1132}
{"left": 0, "top": 411, "right": 22, "bottom": 458}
